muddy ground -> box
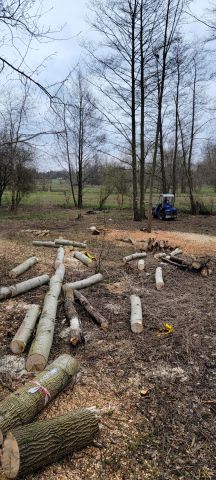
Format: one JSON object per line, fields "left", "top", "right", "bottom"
{"left": 0, "top": 211, "right": 216, "bottom": 480}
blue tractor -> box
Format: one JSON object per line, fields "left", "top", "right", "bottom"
{"left": 153, "top": 194, "right": 177, "bottom": 220}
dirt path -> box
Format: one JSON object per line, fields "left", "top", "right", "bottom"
{"left": 105, "top": 228, "right": 216, "bottom": 256}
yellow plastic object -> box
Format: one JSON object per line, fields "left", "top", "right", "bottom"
{"left": 83, "top": 251, "right": 96, "bottom": 261}
{"left": 157, "top": 323, "right": 174, "bottom": 336}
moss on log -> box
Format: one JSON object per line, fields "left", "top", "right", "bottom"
{"left": 2, "top": 409, "right": 99, "bottom": 479}
{"left": 0, "top": 355, "right": 79, "bottom": 444}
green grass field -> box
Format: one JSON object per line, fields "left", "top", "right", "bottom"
{"left": 1, "top": 181, "right": 216, "bottom": 217}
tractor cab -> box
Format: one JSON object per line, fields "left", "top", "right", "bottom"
{"left": 153, "top": 194, "right": 177, "bottom": 220}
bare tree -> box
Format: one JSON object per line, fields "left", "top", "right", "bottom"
{"left": 53, "top": 70, "right": 105, "bottom": 209}
{"left": 147, "top": 0, "right": 185, "bottom": 232}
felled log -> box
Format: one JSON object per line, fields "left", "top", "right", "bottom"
{"left": 65, "top": 273, "right": 103, "bottom": 291}
{"left": 55, "top": 238, "right": 87, "bottom": 248}
{"left": 9, "top": 256, "right": 39, "bottom": 279}
{"left": 32, "top": 241, "right": 58, "bottom": 248}
{"left": 1, "top": 408, "right": 99, "bottom": 479}
{"left": 139, "top": 240, "right": 149, "bottom": 252}
{"left": 55, "top": 247, "right": 64, "bottom": 269}
{"left": 63, "top": 286, "right": 84, "bottom": 345}
{"left": 74, "top": 289, "right": 108, "bottom": 330}
{"left": 88, "top": 226, "right": 100, "bottom": 235}
{"left": 0, "top": 275, "right": 49, "bottom": 301}
{"left": 138, "top": 259, "right": 145, "bottom": 271}
{"left": 74, "top": 251, "right": 92, "bottom": 267}
{"left": 123, "top": 252, "right": 147, "bottom": 263}
{"left": 155, "top": 267, "right": 164, "bottom": 290}
{"left": 130, "top": 295, "right": 143, "bottom": 333}
{"left": 147, "top": 238, "right": 155, "bottom": 251}
{"left": 163, "top": 255, "right": 211, "bottom": 273}
{"left": 0, "top": 354, "right": 79, "bottom": 444}
{"left": 10, "top": 304, "right": 41, "bottom": 354}
{"left": 119, "top": 237, "right": 135, "bottom": 245}
{"left": 26, "top": 255, "right": 65, "bottom": 372}
{"left": 170, "top": 248, "right": 182, "bottom": 257}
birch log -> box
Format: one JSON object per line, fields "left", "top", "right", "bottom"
{"left": 32, "top": 241, "right": 58, "bottom": 248}
{"left": 170, "top": 248, "right": 182, "bottom": 257}
{"left": 130, "top": 295, "right": 143, "bottom": 333}
{"left": 65, "top": 273, "right": 103, "bottom": 291}
{"left": 123, "top": 252, "right": 147, "bottom": 263}
{"left": 55, "top": 247, "right": 65, "bottom": 269}
{"left": 26, "top": 258, "right": 65, "bottom": 372}
{"left": 0, "top": 275, "right": 49, "bottom": 301}
{"left": 138, "top": 259, "right": 145, "bottom": 271}
{"left": 62, "top": 286, "right": 84, "bottom": 345}
{"left": 1, "top": 409, "right": 98, "bottom": 479}
{"left": 9, "top": 257, "right": 39, "bottom": 279}
{"left": 0, "top": 354, "right": 79, "bottom": 444}
{"left": 74, "top": 289, "right": 108, "bottom": 330}
{"left": 155, "top": 267, "right": 164, "bottom": 290}
{"left": 74, "top": 251, "right": 92, "bottom": 267}
{"left": 10, "top": 304, "right": 41, "bottom": 353}
{"left": 55, "top": 239, "right": 87, "bottom": 248}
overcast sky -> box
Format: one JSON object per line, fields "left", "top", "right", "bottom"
{"left": 1, "top": 0, "right": 213, "bottom": 171}
{"left": 28, "top": 0, "right": 212, "bottom": 85}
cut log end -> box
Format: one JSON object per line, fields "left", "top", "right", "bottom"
{"left": 1, "top": 432, "right": 20, "bottom": 479}
{"left": 10, "top": 339, "right": 26, "bottom": 354}
{"left": 8, "top": 272, "right": 17, "bottom": 279}
{"left": 131, "top": 323, "right": 144, "bottom": 334}
{"left": 25, "top": 353, "right": 46, "bottom": 372}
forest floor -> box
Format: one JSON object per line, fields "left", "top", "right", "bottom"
{"left": 0, "top": 210, "right": 215, "bottom": 480}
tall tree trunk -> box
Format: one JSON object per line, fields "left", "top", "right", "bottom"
{"left": 11, "top": 186, "right": 15, "bottom": 211}
{"left": 147, "top": 116, "right": 161, "bottom": 232}
{"left": 78, "top": 99, "right": 84, "bottom": 209}
{"left": 159, "top": 109, "right": 167, "bottom": 192}
{"left": 139, "top": 0, "right": 145, "bottom": 219}
{"left": 131, "top": 2, "right": 140, "bottom": 221}
{"left": 173, "top": 56, "right": 180, "bottom": 196}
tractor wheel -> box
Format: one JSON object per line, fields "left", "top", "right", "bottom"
{"left": 159, "top": 211, "right": 165, "bottom": 220}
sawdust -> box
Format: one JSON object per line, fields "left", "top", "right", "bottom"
{"left": 105, "top": 228, "right": 216, "bottom": 256}
{"left": 105, "top": 281, "right": 129, "bottom": 294}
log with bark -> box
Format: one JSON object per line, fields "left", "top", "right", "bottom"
{"left": 10, "top": 304, "right": 41, "bottom": 354}
{"left": 0, "top": 354, "right": 79, "bottom": 444}
{"left": 62, "top": 286, "right": 84, "bottom": 345}
{"left": 26, "top": 254, "right": 65, "bottom": 372}
{"left": 130, "top": 295, "right": 143, "bottom": 333}
{"left": 88, "top": 226, "right": 100, "bottom": 235}
{"left": 119, "top": 237, "right": 135, "bottom": 245}
{"left": 55, "top": 247, "right": 64, "bottom": 269}
{"left": 9, "top": 257, "right": 39, "bottom": 279}
{"left": 170, "top": 248, "right": 182, "bottom": 257}
{"left": 74, "top": 289, "right": 108, "bottom": 330}
{"left": 32, "top": 241, "right": 58, "bottom": 248}
{"left": 0, "top": 275, "right": 50, "bottom": 301}
{"left": 74, "top": 251, "right": 92, "bottom": 267}
{"left": 1, "top": 408, "right": 99, "bottom": 479}
{"left": 123, "top": 252, "right": 147, "bottom": 263}
{"left": 65, "top": 273, "right": 103, "bottom": 291}
{"left": 155, "top": 267, "right": 164, "bottom": 290}
{"left": 163, "top": 255, "right": 211, "bottom": 275}
{"left": 55, "top": 238, "right": 87, "bottom": 248}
